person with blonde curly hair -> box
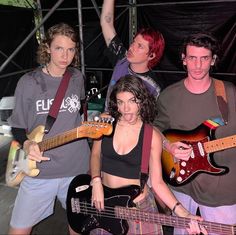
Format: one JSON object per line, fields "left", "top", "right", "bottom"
{"left": 8, "top": 22, "right": 90, "bottom": 235}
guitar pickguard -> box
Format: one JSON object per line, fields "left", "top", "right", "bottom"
{"left": 5, "top": 141, "right": 39, "bottom": 187}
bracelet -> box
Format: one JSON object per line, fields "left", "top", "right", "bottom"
{"left": 172, "top": 202, "right": 181, "bottom": 213}
{"left": 92, "top": 175, "right": 101, "bottom": 180}
{"left": 90, "top": 176, "right": 102, "bottom": 186}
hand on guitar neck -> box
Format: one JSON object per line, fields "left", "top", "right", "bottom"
{"left": 23, "top": 140, "right": 50, "bottom": 163}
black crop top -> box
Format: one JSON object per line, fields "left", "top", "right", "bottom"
{"left": 101, "top": 123, "right": 144, "bottom": 179}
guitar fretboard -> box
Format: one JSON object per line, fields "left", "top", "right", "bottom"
{"left": 39, "top": 127, "right": 80, "bottom": 152}
{"left": 38, "top": 121, "right": 112, "bottom": 152}
{"left": 115, "top": 207, "right": 235, "bottom": 235}
{"left": 204, "top": 134, "right": 236, "bottom": 154}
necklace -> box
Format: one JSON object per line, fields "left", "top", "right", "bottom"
{"left": 45, "top": 65, "right": 65, "bottom": 77}
{"left": 45, "top": 66, "right": 52, "bottom": 77}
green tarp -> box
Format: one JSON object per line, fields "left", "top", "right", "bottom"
{"left": 0, "top": 0, "right": 35, "bottom": 8}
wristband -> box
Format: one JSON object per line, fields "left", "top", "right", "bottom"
{"left": 172, "top": 202, "right": 181, "bottom": 213}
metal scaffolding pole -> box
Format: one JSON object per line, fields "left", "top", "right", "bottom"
{"left": 90, "top": 0, "right": 101, "bottom": 18}
{"left": 129, "top": 0, "right": 137, "bottom": 44}
{"left": 77, "top": 0, "right": 85, "bottom": 76}
{"left": 0, "top": 0, "right": 65, "bottom": 74}
{"left": 1, "top": 0, "right": 235, "bottom": 79}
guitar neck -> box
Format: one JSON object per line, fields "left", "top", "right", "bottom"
{"left": 204, "top": 134, "right": 236, "bottom": 154}
{"left": 115, "top": 207, "right": 234, "bottom": 235}
{"left": 38, "top": 127, "right": 80, "bottom": 152}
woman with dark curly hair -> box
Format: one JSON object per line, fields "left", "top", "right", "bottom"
{"left": 108, "top": 74, "right": 158, "bottom": 124}
{"left": 90, "top": 75, "right": 207, "bottom": 235}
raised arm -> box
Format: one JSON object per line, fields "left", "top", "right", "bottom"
{"left": 100, "top": 0, "right": 117, "bottom": 46}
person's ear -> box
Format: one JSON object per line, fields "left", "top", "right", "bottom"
{"left": 182, "top": 53, "right": 186, "bottom": 65}
{"left": 149, "top": 52, "right": 156, "bottom": 60}
{"left": 211, "top": 54, "right": 217, "bottom": 65}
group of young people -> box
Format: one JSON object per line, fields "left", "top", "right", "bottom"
{"left": 7, "top": 0, "right": 236, "bottom": 235}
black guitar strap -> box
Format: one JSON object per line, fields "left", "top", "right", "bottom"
{"left": 140, "top": 124, "right": 153, "bottom": 192}
{"left": 213, "top": 79, "right": 228, "bottom": 124}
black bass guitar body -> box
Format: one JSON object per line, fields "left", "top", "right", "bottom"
{"left": 66, "top": 174, "right": 141, "bottom": 235}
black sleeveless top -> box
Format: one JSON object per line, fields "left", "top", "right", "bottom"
{"left": 101, "top": 124, "right": 144, "bottom": 179}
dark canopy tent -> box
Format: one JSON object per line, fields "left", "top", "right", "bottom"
{"left": 0, "top": 0, "right": 235, "bottom": 99}
{"left": 0, "top": 2, "right": 235, "bottom": 233}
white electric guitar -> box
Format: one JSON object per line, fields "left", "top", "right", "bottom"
{"left": 5, "top": 118, "right": 114, "bottom": 187}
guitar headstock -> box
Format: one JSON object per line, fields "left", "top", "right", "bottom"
{"left": 82, "top": 117, "right": 114, "bottom": 139}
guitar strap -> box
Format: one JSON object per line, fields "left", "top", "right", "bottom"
{"left": 140, "top": 124, "right": 171, "bottom": 214}
{"left": 44, "top": 70, "right": 72, "bottom": 133}
{"left": 213, "top": 79, "right": 228, "bottom": 124}
{"left": 140, "top": 123, "right": 153, "bottom": 192}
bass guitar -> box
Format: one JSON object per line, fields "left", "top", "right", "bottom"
{"left": 5, "top": 118, "right": 114, "bottom": 187}
{"left": 161, "top": 121, "right": 235, "bottom": 186}
{"left": 66, "top": 174, "right": 236, "bottom": 235}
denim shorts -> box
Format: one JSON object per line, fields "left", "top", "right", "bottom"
{"left": 10, "top": 176, "right": 74, "bottom": 228}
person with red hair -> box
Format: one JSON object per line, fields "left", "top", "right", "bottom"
{"left": 101, "top": 0, "right": 165, "bottom": 110}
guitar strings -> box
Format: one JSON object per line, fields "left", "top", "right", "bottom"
{"left": 41, "top": 124, "right": 111, "bottom": 150}
{"left": 71, "top": 200, "right": 233, "bottom": 235}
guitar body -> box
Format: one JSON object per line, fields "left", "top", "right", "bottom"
{"left": 67, "top": 175, "right": 236, "bottom": 235}
{"left": 5, "top": 126, "right": 45, "bottom": 187}
{"left": 5, "top": 119, "right": 114, "bottom": 187}
{"left": 66, "top": 174, "right": 141, "bottom": 235}
{"left": 162, "top": 123, "right": 228, "bottom": 186}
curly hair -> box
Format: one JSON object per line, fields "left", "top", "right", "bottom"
{"left": 108, "top": 75, "right": 158, "bottom": 124}
{"left": 36, "top": 22, "right": 80, "bottom": 67}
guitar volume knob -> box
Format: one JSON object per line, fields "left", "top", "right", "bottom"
{"left": 177, "top": 176, "right": 183, "bottom": 182}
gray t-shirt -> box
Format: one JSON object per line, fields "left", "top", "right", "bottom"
{"left": 154, "top": 79, "right": 236, "bottom": 206}
{"left": 8, "top": 67, "right": 90, "bottom": 178}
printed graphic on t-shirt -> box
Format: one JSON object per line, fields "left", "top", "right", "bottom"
{"left": 36, "top": 94, "right": 81, "bottom": 115}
